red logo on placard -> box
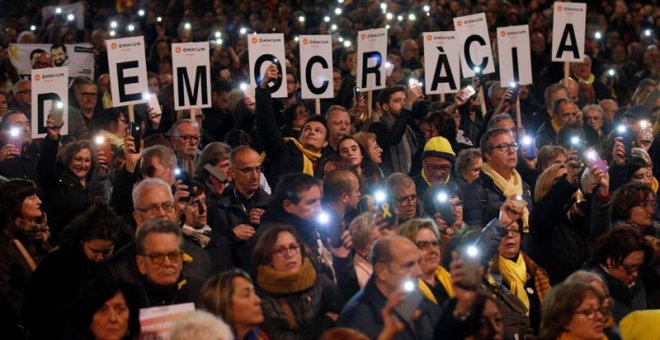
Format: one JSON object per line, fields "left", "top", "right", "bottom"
{"left": 175, "top": 46, "right": 182, "bottom": 53}
{"left": 426, "top": 35, "right": 432, "bottom": 41}
{"left": 557, "top": 5, "right": 563, "bottom": 12}
{"left": 34, "top": 74, "right": 41, "bottom": 81}
{"left": 251, "top": 37, "right": 258, "bottom": 44}
{"left": 456, "top": 20, "right": 462, "bottom": 27}
{"left": 111, "top": 43, "right": 117, "bottom": 49}
{"left": 360, "top": 33, "right": 366, "bottom": 40}
{"left": 303, "top": 38, "right": 309, "bottom": 45}
{"left": 500, "top": 31, "right": 506, "bottom": 37}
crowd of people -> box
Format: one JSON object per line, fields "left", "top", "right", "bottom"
{"left": 0, "top": 0, "right": 659, "bottom": 339}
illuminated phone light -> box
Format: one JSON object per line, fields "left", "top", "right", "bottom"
{"left": 30, "top": 25, "right": 36, "bottom": 31}
{"left": 397, "top": 15, "right": 404, "bottom": 22}
{"left": 522, "top": 136, "right": 532, "bottom": 146}
{"left": 330, "top": 24, "right": 338, "bottom": 31}
{"left": 386, "top": 12, "right": 393, "bottom": 20}
{"left": 183, "top": 22, "right": 191, "bottom": 30}
{"left": 343, "top": 40, "right": 352, "bottom": 48}
{"left": 174, "top": 168, "right": 182, "bottom": 176}
{"left": 408, "top": 13, "right": 416, "bottom": 21}
{"left": 509, "top": 81, "right": 517, "bottom": 88}
{"left": 586, "top": 150, "right": 597, "bottom": 160}
{"left": 380, "top": 3, "right": 387, "bottom": 10}
{"left": 239, "top": 83, "right": 248, "bottom": 91}
{"left": 403, "top": 280, "right": 415, "bottom": 292}
{"left": 338, "top": 36, "right": 344, "bottom": 42}
{"left": 110, "top": 21, "right": 118, "bottom": 29}
{"left": 335, "top": 7, "right": 342, "bottom": 15}
{"left": 294, "top": 36, "right": 299, "bottom": 42}
{"left": 617, "top": 125, "right": 626, "bottom": 134}
{"left": 215, "top": 38, "right": 223, "bottom": 45}
{"left": 437, "top": 192, "right": 448, "bottom": 202}
{"left": 640, "top": 120, "right": 649, "bottom": 129}
{"left": 374, "top": 190, "right": 387, "bottom": 203}
{"left": 607, "top": 69, "right": 615, "bottom": 77}
{"left": 214, "top": 31, "right": 221, "bottom": 38}
{"left": 127, "top": 24, "right": 135, "bottom": 32}
{"left": 142, "top": 92, "right": 151, "bottom": 100}
{"left": 385, "top": 24, "right": 391, "bottom": 29}
{"left": 423, "top": 5, "right": 430, "bottom": 12}
{"left": 156, "top": 17, "right": 162, "bottom": 23}
{"left": 239, "top": 27, "right": 247, "bottom": 35}
{"left": 570, "top": 136, "right": 580, "bottom": 145}
{"left": 594, "top": 31, "right": 602, "bottom": 40}
{"left": 644, "top": 29, "right": 652, "bottom": 37}
{"left": 298, "top": 16, "right": 305, "bottom": 23}
{"left": 324, "top": 16, "right": 330, "bottom": 23}
{"left": 55, "top": 101, "right": 64, "bottom": 109}
{"left": 55, "top": 7, "right": 62, "bottom": 14}
{"left": 138, "top": 9, "right": 145, "bottom": 17}
{"left": 318, "top": 211, "right": 330, "bottom": 224}
{"left": 466, "top": 245, "right": 479, "bottom": 257}
{"left": 9, "top": 127, "right": 21, "bottom": 137}
{"left": 109, "top": 30, "right": 116, "bottom": 37}
{"left": 94, "top": 135, "right": 105, "bottom": 145}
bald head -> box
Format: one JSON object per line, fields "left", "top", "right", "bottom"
{"left": 599, "top": 99, "right": 618, "bottom": 124}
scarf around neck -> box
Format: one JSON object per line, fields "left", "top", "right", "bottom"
{"left": 257, "top": 257, "right": 317, "bottom": 295}
{"left": 498, "top": 253, "right": 530, "bottom": 313}
{"left": 419, "top": 266, "right": 455, "bottom": 304}
{"left": 283, "top": 137, "right": 321, "bottom": 176}
{"left": 481, "top": 162, "right": 529, "bottom": 228}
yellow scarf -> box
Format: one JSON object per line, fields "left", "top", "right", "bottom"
{"left": 651, "top": 177, "right": 659, "bottom": 193}
{"left": 551, "top": 119, "right": 561, "bottom": 133}
{"left": 421, "top": 169, "right": 450, "bottom": 188}
{"left": 499, "top": 253, "right": 530, "bottom": 313}
{"left": 573, "top": 73, "right": 596, "bottom": 85}
{"left": 283, "top": 137, "right": 321, "bottom": 176}
{"left": 419, "top": 266, "right": 455, "bottom": 304}
{"left": 481, "top": 163, "right": 529, "bottom": 228}
{"left": 257, "top": 258, "right": 317, "bottom": 294}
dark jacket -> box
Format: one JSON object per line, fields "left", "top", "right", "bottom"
{"left": 135, "top": 275, "right": 203, "bottom": 309}
{"left": 461, "top": 170, "right": 533, "bottom": 229}
{"left": 592, "top": 266, "right": 648, "bottom": 322}
{"left": 255, "top": 87, "right": 321, "bottom": 180}
{"left": 0, "top": 140, "right": 40, "bottom": 182}
{"left": 529, "top": 177, "right": 610, "bottom": 284}
{"left": 258, "top": 267, "right": 341, "bottom": 340}
{"left": 37, "top": 137, "right": 109, "bottom": 238}
{"left": 215, "top": 185, "right": 271, "bottom": 268}
{"left": 367, "top": 104, "right": 423, "bottom": 175}
{"left": 338, "top": 276, "right": 441, "bottom": 340}
{"left": 535, "top": 120, "right": 557, "bottom": 148}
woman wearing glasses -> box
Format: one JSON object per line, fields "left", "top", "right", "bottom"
{"left": 252, "top": 224, "right": 341, "bottom": 340}
{"left": 398, "top": 218, "right": 455, "bottom": 306}
{"left": 587, "top": 226, "right": 654, "bottom": 322}
{"left": 22, "top": 201, "right": 130, "bottom": 339}
{"left": 538, "top": 281, "right": 608, "bottom": 340}
{"left": 610, "top": 182, "right": 659, "bottom": 238}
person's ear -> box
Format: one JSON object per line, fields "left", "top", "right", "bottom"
{"left": 283, "top": 199, "right": 295, "bottom": 214}
{"left": 374, "top": 262, "right": 388, "bottom": 281}
{"left": 136, "top": 255, "right": 147, "bottom": 275}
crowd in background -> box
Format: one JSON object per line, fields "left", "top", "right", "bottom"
{"left": 0, "top": 0, "right": 659, "bottom": 339}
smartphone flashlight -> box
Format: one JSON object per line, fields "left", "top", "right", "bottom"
{"left": 55, "top": 101, "right": 64, "bottom": 109}
{"left": 466, "top": 245, "right": 479, "bottom": 258}
{"left": 521, "top": 135, "right": 533, "bottom": 146}
{"left": 586, "top": 150, "right": 597, "bottom": 160}
{"left": 570, "top": 136, "right": 581, "bottom": 146}
{"left": 9, "top": 127, "right": 21, "bottom": 137}
{"left": 402, "top": 279, "right": 415, "bottom": 292}
{"left": 374, "top": 190, "right": 387, "bottom": 203}
{"left": 94, "top": 135, "right": 105, "bottom": 145}
{"left": 640, "top": 120, "right": 649, "bottom": 129}
{"left": 617, "top": 125, "right": 627, "bottom": 134}
{"left": 174, "top": 167, "right": 182, "bottom": 176}
{"left": 317, "top": 211, "right": 330, "bottom": 225}
{"left": 437, "top": 191, "right": 449, "bottom": 203}
{"left": 607, "top": 69, "right": 615, "bottom": 77}
{"left": 473, "top": 66, "right": 482, "bottom": 75}
{"left": 594, "top": 31, "right": 602, "bottom": 40}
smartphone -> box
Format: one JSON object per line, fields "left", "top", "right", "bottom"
{"left": 203, "top": 163, "right": 227, "bottom": 182}
{"left": 615, "top": 125, "right": 633, "bottom": 158}
{"left": 374, "top": 190, "right": 397, "bottom": 227}
{"left": 520, "top": 135, "right": 537, "bottom": 159}
{"left": 50, "top": 101, "right": 65, "bottom": 128}
{"left": 175, "top": 167, "right": 194, "bottom": 199}
{"left": 8, "top": 127, "right": 23, "bottom": 156}
{"left": 94, "top": 135, "right": 112, "bottom": 159}
{"left": 129, "top": 122, "right": 142, "bottom": 153}
{"left": 408, "top": 78, "right": 421, "bottom": 88}
{"left": 434, "top": 192, "right": 456, "bottom": 227}
{"left": 583, "top": 148, "right": 608, "bottom": 172}
{"left": 506, "top": 82, "right": 519, "bottom": 103}
{"left": 394, "top": 280, "right": 424, "bottom": 322}
{"left": 353, "top": 87, "right": 361, "bottom": 106}
{"left": 242, "top": 84, "right": 255, "bottom": 103}
{"left": 457, "top": 245, "right": 480, "bottom": 290}
{"left": 458, "top": 85, "right": 477, "bottom": 102}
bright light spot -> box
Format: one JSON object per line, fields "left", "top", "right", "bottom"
{"left": 239, "top": 27, "right": 247, "bottom": 35}
{"left": 408, "top": 13, "right": 416, "bottom": 21}
{"left": 644, "top": 29, "right": 652, "bottom": 37}
{"left": 423, "top": 5, "right": 430, "bottom": 12}
{"left": 55, "top": 7, "right": 62, "bottom": 14}
{"left": 294, "top": 36, "right": 299, "bottom": 42}
{"left": 298, "top": 16, "right": 305, "bottom": 23}
{"left": 386, "top": 12, "right": 393, "bottom": 20}
{"left": 127, "top": 24, "right": 135, "bottom": 32}
{"left": 330, "top": 24, "right": 338, "bottom": 31}
{"left": 109, "top": 30, "right": 116, "bottom": 37}
{"left": 156, "top": 16, "right": 162, "bottom": 22}
{"left": 473, "top": 66, "right": 481, "bottom": 74}
{"left": 397, "top": 15, "right": 404, "bottom": 21}
{"left": 142, "top": 92, "right": 151, "bottom": 100}
{"left": 239, "top": 83, "right": 248, "bottom": 91}
{"left": 640, "top": 120, "right": 649, "bottom": 129}
{"left": 215, "top": 38, "right": 223, "bottom": 45}
{"left": 607, "top": 69, "right": 615, "bottom": 76}
{"left": 335, "top": 7, "right": 342, "bottom": 15}
{"left": 385, "top": 61, "right": 393, "bottom": 69}
{"left": 184, "top": 22, "right": 191, "bottom": 30}
{"left": 9, "top": 127, "right": 20, "bottom": 137}
{"left": 138, "top": 9, "right": 145, "bottom": 17}
{"left": 594, "top": 31, "right": 602, "bottom": 40}
{"left": 67, "top": 14, "right": 75, "bottom": 21}
{"left": 338, "top": 0, "right": 344, "bottom": 3}
{"left": 617, "top": 125, "right": 626, "bottom": 134}
{"left": 318, "top": 211, "right": 330, "bottom": 224}
{"left": 30, "top": 25, "right": 36, "bottom": 31}
{"left": 586, "top": 150, "right": 596, "bottom": 160}
{"left": 338, "top": 36, "right": 344, "bottom": 42}
{"left": 94, "top": 135, "right": 105, "bottom": 145}
{"left": 55, "top": 101, "right": 64, "bottom": 109}
{"left": 437, "top": 192, "right": 448, "bottom": 202}
{"left": 515, "top": 195, "right": 523, "bottom": 201}
{"left": 570, "top": 136, "right": 580, "bottom": 145}
{"left": 509, "top": 81, "right": 517, "bottom": 88}
{"left": 343, "top": 40, "right": 351, "bottom": 47}
{"left": 214, "top": 31, "right": 221, "bottom": 38}
{"left": 324, "top": 16, "right": 330, "bottom": 22}
{"left": 403, "top": 280, "right": 415, "bottom": 292}
{"left": 110, "top": 21, "right": 118, "bottom": 28}
{"left": 374, "top": 190, "right": 386, "bottom": 203}
{"left": 522, "top": 136, "right": 532, "bottom": 146}
{"left": 380, "top": 3, "right": 387, "bottom": 10}
{"left": 174, "top": 168, "right": 182, "bottom": 176}
{"left": 385, "top": 24, "right": 391, "bottom": 29}
{"left": 466, "top": 245, "right": 479, "bottom": 258}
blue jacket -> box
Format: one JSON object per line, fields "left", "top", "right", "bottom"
{"left": 338, "top": 276, "right": 441, "bottom": 340}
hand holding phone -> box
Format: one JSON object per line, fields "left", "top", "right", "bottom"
{"left": 394, "top": 279, "right": 424, "bottom": 322}
{"left": 583, "top": 148, "right": 608, "bottom": 172}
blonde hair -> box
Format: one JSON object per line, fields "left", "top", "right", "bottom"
{"left": 534, "top": 163, "right": 567, "bottom": 202}
{"left": 398, "top": 218, "right": 439, "bottom": 242}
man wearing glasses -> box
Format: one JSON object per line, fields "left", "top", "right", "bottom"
{"left": 463, "top": 128, "right": 533, "bottom": 229}
{"left": 387, "top": 172, "right": 425, "bottom": 223}
{"left": 219, "top": 146, "right": 271, "bottom": 268}
{"left": 413, "top": 136, "right": 457, "bottom": 199}
{"left": 0, "top": 111, "right": 39, "bottom": 181}
{"left": 135, "top": 218, "right": 202, "bottom": 308}
{"left": 169, "top": 118, "right": 201, "bottom": 175}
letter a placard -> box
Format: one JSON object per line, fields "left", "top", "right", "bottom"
{"left": 454, "top": 13, "right": 495, "bottom": 77}
{"left": 31, "top": 67, "right": 68, "bottom": 138}
{"left": 497, "top": 25, "right": 532, "bottom": 86}
{"left": 106, "top": 36, "right": 148, "bottom": 107}
{"left": 356, "top": 28, "right": 387, "bottom": 91}
{"left": 551, "top": 2, "right": 586, "bottom": 62}
{"left": 299, "top": 35, "right": 333, "bottom": 99}
{"left": 423, "top": 32, "right": 460, "bottom": 95}
{"left": 248, "top": 33, "right": 287, "bottom": 98}
{"left": 172, "top": 42, "right": 211, "bottom": 110}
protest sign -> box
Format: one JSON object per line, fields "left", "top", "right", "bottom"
{"left": 356, "top": 28, "right": 388, "bottom": 91}
{"left": 248, "top": 34, "right": 287, "bottom": 98}
{"left": 107, "top": 36, "right": 149, "bottom": 107}
{"left": 172, "top": 42, "right": 212, "bottom": 110}
{"left": 453, "top": 13, "right": 495, "bottom": 77}
{"left": 551, "top": 2, "right": 587, "bottom": 62}
{"left": 423, "top": 32, "right": 460, "bottom": 94}
{"left": 8, "top": 43, "right": 94, "bottom": 80}
{"left": 497, "top": 25, "right": 532, "bottom": 86}
{"left": 31, "top": 67, "right": 69, "bottom": 138}
{"left": 299, "top": 35, "right": 334, "bottom": 99}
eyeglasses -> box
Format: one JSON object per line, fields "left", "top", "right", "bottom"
{"left": 574, "top": 306, "right": 607, "bottom": 319}
{"left": 425, "top": 164, "right": 452, "bottom": 173}
{"left": 451, "top": 201, "right": 463, "bottom": 208}
{"left": 415, "top": 240, "right": 440, "bottom": 250}
{"left": 637, "top": 200, "right": 657, "bottom": 210}
{"left": 273, "top": 243, "right": 301, "bottom": 258}
{"left": 233, "top": 166, "right": 263, "bottom": 174}
{"left": 136, "top": 201, "right": 176, "bottom": 214}
{"left": 621, "top": 263, "right": 643, "bottom": 275}
{"left": 142, "top": 250, "right": 183, "bottom": 265}
{"left": 490, "top": 143, "right": 519, "bottom": 153}
{"left": 395, "top": 194, "right": 417, "bottom": 205}
{"left": 505, "top": 227, "right": 522, "bottom": 236}
{"left": 173, "top": 134, "right": 200, "bottom": 143}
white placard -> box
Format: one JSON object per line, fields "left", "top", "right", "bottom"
{"left": 31, "top": 67, "right": 68, "bottom": 138}
{"left": 453, "top": 13, "right": 495, "bottom": 77}
{"left": 248, "top": 34, "right": 287, "bottom": 98}
{"left": 299, "top": 35, "right": 334, "bottom": 99}
{"left": 8, "top": 43, "right": 94, "bottom": 80}
{"left": 139, "top": 302, "right": 195, "bottom": 339}
{"left": 551, "top": 2, "right": 586, "bottom": 62}
{"left": 356, "top": 28, "right": 388, "bottom": 91}
{"left": 172, "top": 42, "right": 212, "bottom": 110}
{"left": 423, "top": 32, "right": 460, "bottom": 94}
{"left": 497, "top": 25, "right": 532, "bottom": 86}
{"left": 106, "top": 36, "right": 149, "bottom": 107}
